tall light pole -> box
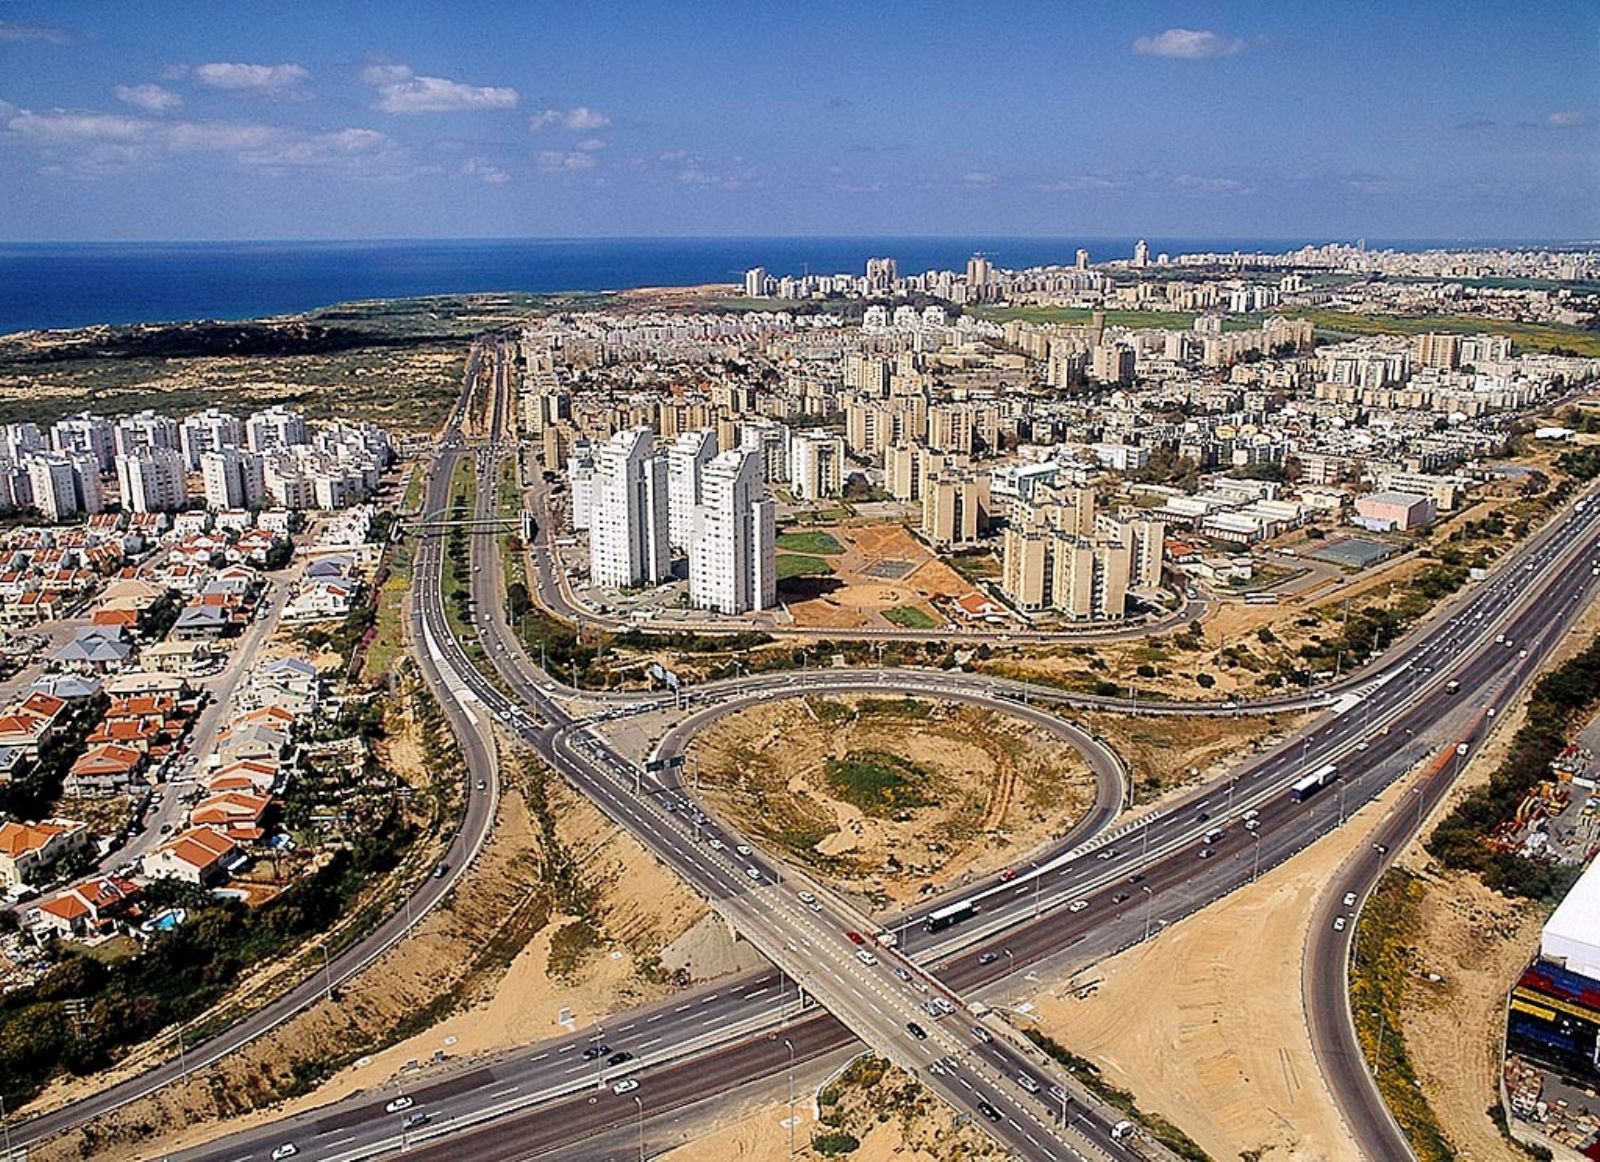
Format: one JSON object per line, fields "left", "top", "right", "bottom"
{"left": 784, "top": 1037, "right": 797, "bottom": 1156}
{"left": 1252, "top": 833, "right": 1262, "bottom": 883}
{"left": 633, "top": 1094, "right": 645, "bottom": 1162}
{"left": 1142, "top": 886, "right": 1155, "bottom": 942}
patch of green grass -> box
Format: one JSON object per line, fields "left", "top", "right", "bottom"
{"left": 777, "top": 530, "right": 845, "bottom": 555}
{"left": 776, "top": 553, "right": 835, "bottom": 580}
{"left": 883, "top": 605, "right": 938, "bottom": 630}
{"left": 1287, "top": 309, "right": 1600, "bottom": 358}
{"left": 824, "top": 750, "right": 933, "bottom": 816}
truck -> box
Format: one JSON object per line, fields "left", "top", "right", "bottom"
{"left": 923, "top": 901, "right": 977, "bottom": 933}
{"left": 1290, "top": 764, "right": 1338, "bottom": 802}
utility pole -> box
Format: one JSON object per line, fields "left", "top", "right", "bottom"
{"left": 1142, "top": 886, "right": 1155, "bottom": 942}
{"left": 784, "top": 1037, "right": 797, "bottom": 1156}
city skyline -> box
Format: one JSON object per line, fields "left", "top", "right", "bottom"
{"left": 1, "top": 0, "right": 1596, "bottom": 242}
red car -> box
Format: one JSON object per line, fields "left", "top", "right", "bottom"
{"left": 846, "top": 931, "right": 865, "bottom": 945}
{"left": 999, "top": 868, "right": 1018, "bottom": 882}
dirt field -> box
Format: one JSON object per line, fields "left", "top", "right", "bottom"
{"left": 656, "top": 1055, "right": 1004, "bottom": 1162}
{"left": 1080, "top": 709, "right": 1313, "bottom": 802}
{"left": 36, "top": 754, "right": 712, "bottom": 1162}
{"left": 1025, "top": 778, "right": 1410, "bottom": 1162}
{"left": 687, "top": 695, "right": 1096, "bottom": 910}
{"left": 785, "top": 523, "right": 969, "bottom": 631}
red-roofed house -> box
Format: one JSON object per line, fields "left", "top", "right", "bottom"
{"left": 190, "top": 791, "right": 273, "bottom": 843}
{"left": 0, "top": 819, "right": 90, "bottom": 888}
{"left": 65, "top": 743, "right": 145, "bottom": 797}
{"left": 141, "top": 827, "right": 238, "bottom": 885}
{"left": 34, "top": 875, "right": 143, "bottom": 939}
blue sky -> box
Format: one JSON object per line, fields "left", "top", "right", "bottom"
{"left": 0, "top": 1, "right": 1595, "bottom": 241}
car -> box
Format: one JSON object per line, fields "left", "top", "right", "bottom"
{"left": 401, "top": 1112, "right": 430, "bottom": 1129}
{"left": 1333, "top": 917, "right": 1346, "bottom": 932}
{"left": 1068, "top": 899, "right": 1089, "bottom": 913}
{"left": 906, "top": 1021, "right": 928, "bottom": 1040}
{"left": 1356, "top": 741, "right": 1369, "bottom": 751}
{"left": 998, "top": 867, "right": 1017, "bottom": 882}
{"left": 977, "top": 1100, "right": 1003, "bottom": 1122}
{"left": 971, "top": 1025, "right": 993, "bottom": 1043}
{"left": 385, "top": 1096, "right": 414, "bottom": 1113}
{"left": 708, "top": 838, "right": 725, "bottom": 850}
{"left": 932, "top": 997, "right": 955, "bottom": 1015}
{"left": 1128, "top": 872, "right": 1146, "bottom": 884}
{"left": 159, "top": 823, "right": 172, "bottom": 834}
{"left": 1495, "top": 634, "right": 1505, "bottom": 644}
{"left": 612, "top": 1079, "right": 638, "bottom": 1095}
{"left": 846, "top": 931, "right": 865, "bottom": 945}
{"left": 736, "top": 844, "right": 752, "bottom": 856}
{"left": 745, "top": 867, "right": 762, "bottom": 881}
{"left": 1373, "top": 842, "right": 1389, "bottom": 854}
{"left": 1519, "top": 649, "right": 1528, "bottom": 658}
{"left": 797, "top": 890, "right": 817, "bottom": 905}
{"left": 1343, "top": 892, "right": 1358, "bottom": 907}
{"left": 1111, "top": 892, "right": 1130, "bottom": 905}
{"left": 1198, "top": 848, "right": 1214, "bottom": 859}
{"left": 894, "top": 966, "right": 912, "bottom": 982}
{"left": 433, "top": 863, "right": 448, "bottom": 878}
{"left": 1015, "top": 1073, "right": 1042, "bottom": 1094}
{"left": 271, "top": 1147, "right": 299, "bottom": 1161}
{"left": 476, "top": 778, "right": 487, "bottom": 791}
{"left": 581, "top": 1044, "right": 610, "bottom": 1061}
{"left": 856, "top": 949, "right": 878, "bottom": 966}
{"left": 1095, "top": 849, "right": 1117, "bottom": 861}
{"left": 607, "top": 1051, "right": 634, "bottom": 1066}
{"left": 977, "top": 952, "right": 998, "bottom": 966}
{"left": 1195, "top": 811, "right": 1210, "bottom": 822}
{"left": 1244, "top": 819, "right": 1261, "bottom": 831}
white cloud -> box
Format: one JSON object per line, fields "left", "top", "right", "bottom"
{"left": 115, "top": 83, "right": 182, "bottom": 113}
{"left": 0, "top": 20, "right": 68, "bottom": 44}
{"left": 1033, "top": 174, "right": 1129, "bottom": 192}
{"left": 461, "top": 156, "right": 511, "bottom": 184}
{"left": 363, "top": 64, "right": 519, "bottom": 114}
{"left": 1172, "top": 173, "right": 1252, "bottom": 194}
{"left": 359, "top": 63, "right": 415, "bottom": 85}
{"left": 537, "top": 149, "right": 597, "bottom": 172}
{"left": 1132, "top": 28, "right": 1246, "bottom": 60}
{"left": 1547, "top": 110, "right": 1594, "bottom": 128}
{"left": 531, "top": 106, "right": 610, "bottom": 132}
{"left": 576, "top": 137, "right": 606, "bottom": 152}
{"left": 3, "top": 104, "right": 409, "bottom": 179}
{"left": 193, "top": 62, "right": 311, "bottom": 92}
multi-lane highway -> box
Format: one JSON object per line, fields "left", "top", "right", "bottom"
{"left": 27, "top": 331, "right": 1600, "bottom": 1162}
{"left": 195, "top": 338, "right": 1600, "bottom": 1162}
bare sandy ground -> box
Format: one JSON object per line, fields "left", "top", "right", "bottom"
{"left": 1023, "top": 779, "right": 1409, "bottom": 1162}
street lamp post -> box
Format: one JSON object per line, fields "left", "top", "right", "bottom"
{"left": 784, "top": 1037, "right": 797, "bottom": 1156}
{"left": 1252, "top": 833, "right": 1262, "bottom": 883}
{"left": 1142, "top": 886, "right": 1155, "bottom": 942}
{"left": 633, "top": 1094, "right": 645, "bottom": 1162}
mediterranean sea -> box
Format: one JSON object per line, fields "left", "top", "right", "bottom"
{"left": 0, "top": 235, "right": 1568, "bottom": 337}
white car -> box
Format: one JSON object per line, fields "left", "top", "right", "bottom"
{"left": 708, "top": 838, "right": 725, "bottom": 851}
{"left": 1343, "top": 892, "right": 1357, "bottom": 907}
{"left": 385, "top": 1096, "right": 414, "bottom": 1113}
{"left": 1333, "top": 916, "right": 1346, "bottom": 932}
{"left": 736, "top": 844, "right": 752, "bottom": 856}
{"left": 271, "top": 1147, "right": 299, "bottom": 1161}
{"left": 612, "top": 1079, "right": 638, "bottom": 1095}
{"left": 745, "top": 867, "right": 762, "bottom": 881}
{"left": 856, "top": 949, "right": 878, "bottom": 966}
{"left": 1068, "top": 899, "right": 1089, "bottom": 913}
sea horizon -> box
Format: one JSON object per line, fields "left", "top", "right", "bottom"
{"left": 1, "top": 233, "right": 1593, "bottom": 338}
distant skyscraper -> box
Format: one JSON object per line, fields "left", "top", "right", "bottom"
{"left": 865, "top": 256, "right": 897, "bottom": 294}
{"left": 666, "top": 428, "right": 718, "bottom": 550}
{"left": 689, "top": 447, "right": 775, "bottom": 614}
{"left": 181, "top": 408, "right": 244, "bottom": 469}
{"left": 966, "top": 253, "right": 992, "bottom": 286}
{"left": 117, "top": 447, "right": 188, "bottom": 512}
{"left": 201, "top": 448, "right": 265, "bottom": 510}
{"left": 1132, "top": 239, "right": 1150, "bottom": 268}
{"left": 1075, "top": 248, "right": 1090, "bottom": 270}
{"left": 789, "top": 431, "right": 844, "bottom": 500}
{"left": 589, "top": 428, "right": 670, "bottom": 588}
{"left": 743, "top": 267, "right": 768, "bottom": 298}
